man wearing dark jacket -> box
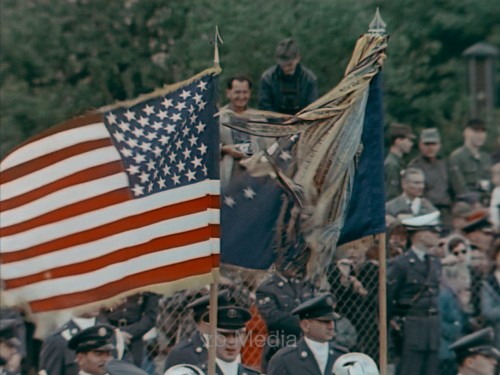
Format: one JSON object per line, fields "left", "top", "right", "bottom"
{"left": 258, "top": 38, "right": 318, "bottom": 115}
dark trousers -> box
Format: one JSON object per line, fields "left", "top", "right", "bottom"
{"left": 397, "top": 348, "right": 439, "bottom": 375}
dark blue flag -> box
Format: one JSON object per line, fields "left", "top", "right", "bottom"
{"left": 338, "top": 73, "right": 386, "bottom": 244}
{"left": 220, "top": 74, "right": 386, "bottom": 269}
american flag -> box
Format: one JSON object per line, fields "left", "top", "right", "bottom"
{"left": 0, "top": 68, "right": 221, "bottom": 321}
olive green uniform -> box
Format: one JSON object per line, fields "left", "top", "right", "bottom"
{"left": 448, "top": 146, "right": 492, "bottom": 200}
{"left": 384, "top": 152, "right": 404, "bottom": 200}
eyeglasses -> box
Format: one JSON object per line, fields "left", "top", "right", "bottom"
{"left": 453, "top": 249, "right": 468, "bottom": 256}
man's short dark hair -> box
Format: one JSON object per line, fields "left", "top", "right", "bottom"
{"left": 390, "top": 134, "right": 406, "bottom": 145}
{"left": 226, "top": 75, "right": 253, "bottom": 90}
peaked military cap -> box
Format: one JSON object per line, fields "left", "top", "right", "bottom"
{"left": 105, "top": 359, "right": 148, "bottom": 375}
{"left": 67, "top": 324, "right": 114, "bottom": 353}
{"left": 276, "top": 38, "right": 299, "bottom": 63}
{"left": 390, "top": 122, "right": 416, "bottom": 139}
{"left": 401, "top": 211, "right": 441, "bottom": 232}
{"left": 188, "top": 289, "right": 231, "bottom": 322}
{"left": 0, "top": 319, "right": 20, "bottom": 347}
{"left": 420, "top": 128, "right": 440, "bottom": 143}
{"left": 203, "top": 305, "right": 251, "bottom": 331}
{"left": 462, "top": 209, "right": 493, "bottom": 234}
{"left": 292, "top": 293, "right": 337, "bottom": 320}
{"left": 449, "top": 327, "right": 500, "bottom": 362}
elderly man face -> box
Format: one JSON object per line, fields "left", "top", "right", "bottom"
{"left": 402, "top": 170, "right": 425, "bottom": 199}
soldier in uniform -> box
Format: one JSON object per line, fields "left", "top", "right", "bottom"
{"left": 449, "top": 119, "right": 492, "bottom": 204}
{"left": 448, "top": 327, "right": 500, "bottom": 375}
{"left": 101, "top": 292, "right": 160, "bottom": 367}
{"left": 66, "top": 324, "right": 114, "bottom": 375}
{"left": 267, "top": 293, "right": 349, "bottom": 375}
{"left": 38, "top": 309, "right": 124, "bottom": 375}
{"left": 385, "top": 167, "right": 438, "bottom": 221}
{"left": 387, "top": 211, "right": 443, "bottom": 375}
{"left": 201, "top": 305, "right": 260, "bottom": 375}
{"left": 408, "top": 128, "right": 453, "bottom": 228}
{"left": 384, "top": 123, "right": 416, "bottom": 200}
{"left": 105, "top": 359, "right": 148, "bottom": 375}
{"left": 258, "top": 38, "right": 318, "bottom": 115}
{"left": 0, "top": 320, "right": 21, "bottom": 375}
{"left": 255, "top": 267, "right": 315, "bottom": 371}
{"left": 163, "top": 290, "right": 231, "bottom": 372}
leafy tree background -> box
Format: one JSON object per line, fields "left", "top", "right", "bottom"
{"left": 1, "top": 0, "right": 499, "bottom": 158}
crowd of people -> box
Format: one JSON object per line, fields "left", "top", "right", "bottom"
{"left": 1, "top": 36, "right": 499, "bottom": 375}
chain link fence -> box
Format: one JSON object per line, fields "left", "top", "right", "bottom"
{"left": 144, "top": 237, "right": 381, "bottom": 374}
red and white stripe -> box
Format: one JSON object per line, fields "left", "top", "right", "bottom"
{"left": 0, "top": 115, "right": 220, "bottom": 314}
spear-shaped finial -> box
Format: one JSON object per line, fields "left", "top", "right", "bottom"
{"left": 213, "top": 25, "right": 223, "bottom": 68}
{"left": 368, "top": 8, "right": 386, "bottom": 35}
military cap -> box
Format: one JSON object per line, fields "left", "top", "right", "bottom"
{"left": 449, "top": 327, "right": 500, "bottom": 363}
{"left": 187, "top": 289, "right": 231, "bottom": 322}
{"left": 401, "top": 211, "right": 441, "bottom": 232}
{"left": 0, "top": 319, "right": 20, "bottom": 347}
{"left": 464, "top": 118, "right": 487, "bottom": 130}
{"left": 105, "top": 359, "right": 148, "bottom": 375}
{"left": 292, "top": 293, "right": 337, "bottom": 320}
{"left": 67, "top": 324, "right": 114, "bottom": 353}
{"left": 276, "top": 38, "right": 299, "bottom": 63}
{"left": 451, "top": 202, "right": 473, "bottom": 218}
{"left": 333, "top": 352, "right": 380, "bottom": 375}
{"left": 419, "top": 128, "right": 440, "bottom": 143}
{"left": 390, "top": 123, "right": 416, "bottom": 139}
{"left": 462, "top": 209, "right": 493, "bottom": 234}
{"left": 203, "top": 305, "right": 251, "bottom": 331}
{"left": 164, "top": 364, "right": 205, "bottom": 375}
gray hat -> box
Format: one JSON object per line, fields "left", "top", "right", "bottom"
{"left": 449, "top": 327, "right": 500, "bottom": 363}
{"left": 276, "top": 38, "right": 299, "bottom": 63}
{"left": 420, "top": 128, "right": 440, "bottom": 143}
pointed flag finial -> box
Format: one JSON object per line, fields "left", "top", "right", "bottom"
{"left": 368, "top": 8, "right": 386, "bottom": 35}
{"left": 213, "top": 25, "right": 223, "bottom": 68}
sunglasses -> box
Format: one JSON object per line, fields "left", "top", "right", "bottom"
{"left": 453, "top": 249, "right": 468, "bottom": 256}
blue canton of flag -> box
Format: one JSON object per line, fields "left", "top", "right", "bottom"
{"left": 221, "top": 136, "right": 297, "bottom": 269}
{"left": 104, "top": 77, "right": 218, "bottom": 197}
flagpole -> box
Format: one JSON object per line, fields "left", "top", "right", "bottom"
{"left": 377, "top": 232, "right": 388, "bottom": 375}
{"left": 207, "top": 282, "right": 219, "bottom": 375}
{"left": 213, "top": 25, "right": 223, "bottom": 69}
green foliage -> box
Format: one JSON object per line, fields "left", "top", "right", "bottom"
{"left": 1, "top": 0, "right": 499, "bottom": 157}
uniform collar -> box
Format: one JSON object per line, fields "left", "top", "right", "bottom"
{"left": 216, "top": 355, "right": 241, "bottom": 375}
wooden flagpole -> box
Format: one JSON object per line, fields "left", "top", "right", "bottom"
{"left": 207, "top": 26, "right": 223, "bottom": 375}
{"left": 377, "top": 232, "right": 388, "bottom": 375}
{"left": 207, "top": 282, "right": 219, "bottom": 375}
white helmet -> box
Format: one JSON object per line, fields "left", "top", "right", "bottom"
{"left": 163, "top": 364, "right": 205, "bottom": 375}
{"left": 332, "top": 353, "right": 380, "bottom": 375}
